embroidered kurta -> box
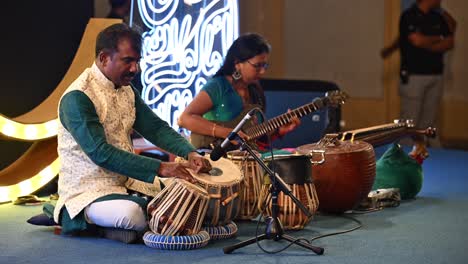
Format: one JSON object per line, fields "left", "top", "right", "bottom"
{"left": 54, "top": 63, "right": 195, "bottom": 223}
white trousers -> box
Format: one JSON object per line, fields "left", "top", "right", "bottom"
{"left": 84, "top": 199, "right": 147, "bottom": 231}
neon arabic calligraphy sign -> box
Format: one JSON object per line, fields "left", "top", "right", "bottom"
{"left": 137, "top": 0, "right": 239, "bottom": 133}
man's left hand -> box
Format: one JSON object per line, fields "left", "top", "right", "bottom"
{"left": 187, "top": 151, "right": 212, "bottom": 173}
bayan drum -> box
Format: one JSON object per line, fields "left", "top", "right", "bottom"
{"left": 147, "top": 179, "right": 210, "bottom": 236}
{"left": 259, "top": 154, "right": 319, "bottom": 230}
{"left": 227, "top": 150, "right": 263, "bottom": 220}
{"left": 296, "top": 139, "right": 376, "bottom": 213}
{"left": 188, "top": 158, "right": 243, "bottom": 226}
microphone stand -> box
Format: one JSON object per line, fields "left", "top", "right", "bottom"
{"left": 223, "top": 136, "right": 324, "bottom": 255}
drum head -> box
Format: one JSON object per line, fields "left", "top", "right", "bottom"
{"left": 189, "top": 158, "right": 242, "bottom": 185}
{"left": 263, "top": 154, "right": 313, "bottom": 185}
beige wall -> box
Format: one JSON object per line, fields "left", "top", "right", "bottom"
{"left": 238, "top": 0, "right": 286, "bottom": 78}
{"left": 239, "top": 0, "right": 468, "bottom": 144}
{"left": 283, "top": 0, "right": 385, "bottom": 99}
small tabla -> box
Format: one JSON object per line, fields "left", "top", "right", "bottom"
{"left": 258, "top": 154, "right": 319, "bottom": 230}
{"left": 147, "top": 179, "right": 210, "bottom": 236}
{"left": 188, "top": 157, "right": 243, "bottom": 226}
{"left": 227, "top": 150, "right": 263, "bottom": 220}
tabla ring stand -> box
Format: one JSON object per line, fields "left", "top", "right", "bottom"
{"left": 222, "top": 136, "right": 324, "bottom": 255}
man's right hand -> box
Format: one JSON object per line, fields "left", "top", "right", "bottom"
{"left": 158, "top": 162, "right": 197, "bottom": 184}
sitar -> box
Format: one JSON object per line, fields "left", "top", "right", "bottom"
{"left": 334, "top": 119, "right": 436, "bottom": 160}
{"left": 190, "top": 90, "right": 348, "bottom": 149}
{"left": 296, "top": 119, "right": 436, "bottom": 213}
{"left": 337, "top": 119, "right": 436, "bottom": 146}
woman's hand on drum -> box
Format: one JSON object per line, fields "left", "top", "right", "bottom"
{"left": 158, "top": 162, "right": 197, "bottom": 184}
{"left": 187, "top": 152, "right": 212, "bottom": 173}
{"left": 278, "top": 109, "right": 301, "bottom": 136}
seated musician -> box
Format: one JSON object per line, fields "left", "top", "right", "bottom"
{"left": 53, "top": 23, "right": 211, "bottom": 243}
{"left": 178, "top": 33, "right": 300, "bottom": 152}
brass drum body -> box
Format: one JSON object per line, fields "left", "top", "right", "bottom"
{"left": 259, "top": 154, "right": 319, "bottom": 230}
{"left": 296, "top": 140, "right": 376, "bottom": 213}
{"left": 227, "top": 150, "right": 263, "bottom": 220}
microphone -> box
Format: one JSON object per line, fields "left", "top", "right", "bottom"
{"left": 210, "top": 108, "right": 256, "bottom": 161}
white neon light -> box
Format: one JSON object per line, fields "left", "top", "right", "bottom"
{"left": 18, "top": 180, "right": 33, "bottom": 196}
{"left": 137, "top": 0, "right": 238, "bottom": 133}
{"left": 1, "top": 121, "right": 16, "bottom": 137}
{"left": 0, "top": 159, "right": 60, "bottom": 203}
{"left": 24, "top": 125, "right": 38, "bottom": 140}
{"left": 0, "top": 115, "right": 59, "bottom": 140}
{"left": 184, "top": 0, "right": 203, "bottom": 6}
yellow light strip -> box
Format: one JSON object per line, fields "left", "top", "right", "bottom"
{"left": 0, "top": 159, "right": 60, "bottom": 203}
{"left": 0, "top": 115, "right": 58, "bottom": 141}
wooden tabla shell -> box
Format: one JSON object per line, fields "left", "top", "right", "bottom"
{"left": 227, "top": 150, "right": 263, "bottom": 220}
{"left": 188, "top": 158, "right": 243, "bottom": 226}
{"left": 147, "top": 179, "right": 210, "bottom": 236}
{"left": 296, "top": 140, "right": 376, "bottom": 213}
{"left": 259, "top": 154, "right": 319, "bottom": 230}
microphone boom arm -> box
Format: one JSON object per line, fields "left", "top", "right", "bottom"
{"left": 237, "top": 136, "right": 312, "bottom": 218}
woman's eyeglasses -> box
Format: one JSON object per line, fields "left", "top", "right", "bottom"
{"left": 247, "top": 60, "right": 269, "bottom": 71}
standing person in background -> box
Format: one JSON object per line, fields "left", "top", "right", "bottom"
{"left": 399, "top": 0, "right": 456, "bottom": 147}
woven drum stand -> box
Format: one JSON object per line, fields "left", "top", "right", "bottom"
{"left": 223, "top": 137, "right": 324, "bottom": 255}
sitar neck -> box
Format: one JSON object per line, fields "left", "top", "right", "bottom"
{"left": 245, "top": 97, "right": 327, "bottom": 139}
{"left": 337, "top": 121, "right": 435, "bottom": 147}
{"left": 339, "top": 123, "right": 407, "bottom": 143}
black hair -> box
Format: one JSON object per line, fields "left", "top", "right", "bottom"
{"left": 95, "top": 23, "right": 142, "bottom": 57}
{"left": 214, "top": 33, "right": 271, "bottom": 77}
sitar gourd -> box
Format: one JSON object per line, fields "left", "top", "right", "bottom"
{"left": 296, "top": 119, "right": 436, "bottom": 213}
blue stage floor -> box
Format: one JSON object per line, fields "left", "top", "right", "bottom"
{"left": 1, "top": 146, "right": 468, "bottom": 264}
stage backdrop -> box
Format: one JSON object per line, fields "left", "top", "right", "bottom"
{"left": 283, "top": 0, "right": 385, "bottom": 99}
{"left": 0, "top": 0, "right": 93, "bottom": 170}
{"left": 129, "top": 0, "right": 239, "bottom": 134}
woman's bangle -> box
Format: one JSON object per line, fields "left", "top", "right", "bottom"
{"left": 211, "top": 123, "right": 217, "bottom": 137}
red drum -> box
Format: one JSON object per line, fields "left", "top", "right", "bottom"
{"left": 296, "top": 140, "right": 376, "bottom": 213}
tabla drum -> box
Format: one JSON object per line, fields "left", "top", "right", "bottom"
{"left": 147, "top": 179, "right": 210, "bottom": 236}
{"left": 296, "top": 140, "right": 376, "bottom": 213}
{"left": 227, "top": 150, "right": 263, "bottom": 220}
{"left": 188, "top": 158, "right": 243, "bottom": 226}
{"left": 258, "top": 154, "right": 319, "bottom": 230}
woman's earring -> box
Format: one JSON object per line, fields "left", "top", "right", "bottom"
{"left": 232, "top": 70, "right": 242, "bottom": 81}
